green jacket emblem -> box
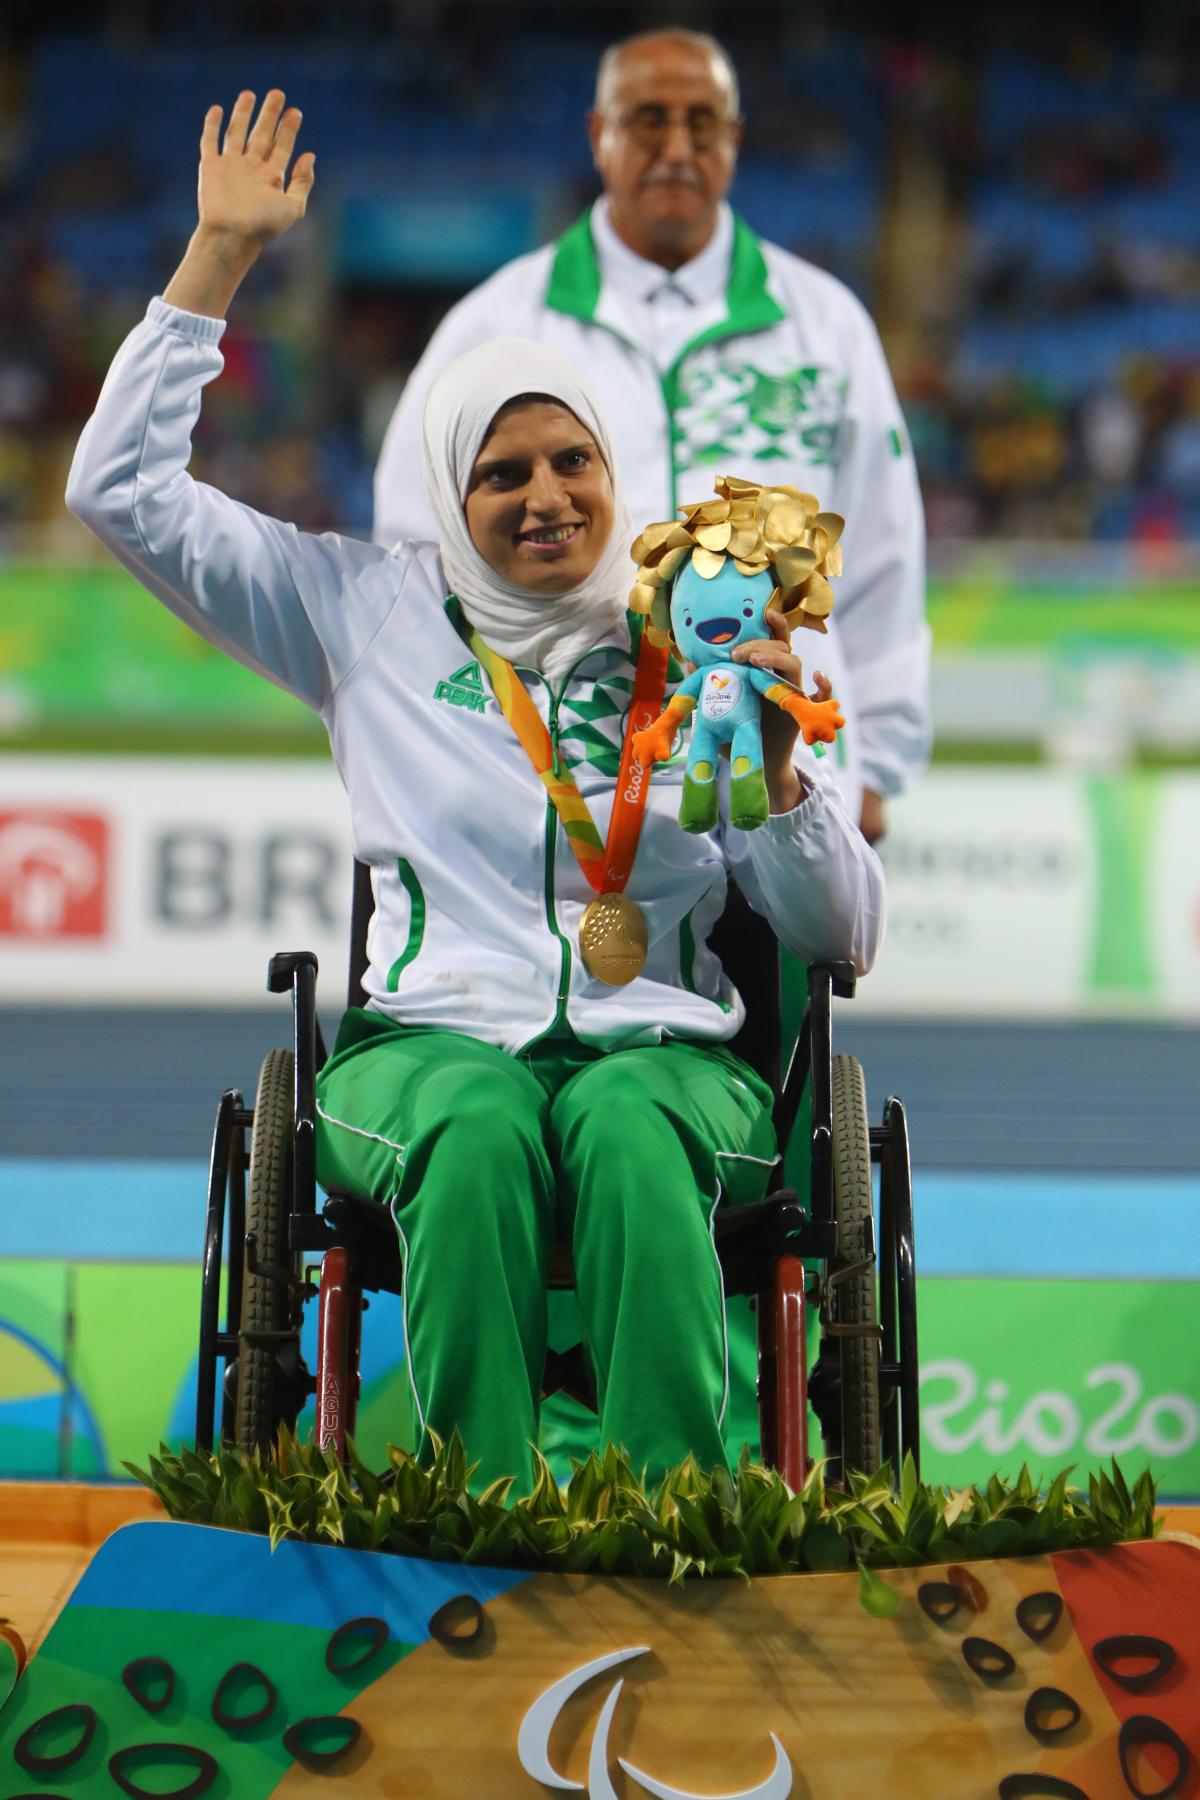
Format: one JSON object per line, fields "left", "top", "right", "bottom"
{"left": 434, "top": 661, "right": 489, "bottom": 714}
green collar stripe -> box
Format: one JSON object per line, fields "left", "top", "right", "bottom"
{"left": 545, "top": 210, "right": 603, "bottom": 320}
{"left": 723, "top": 214, "right": 787, "bottom": 334}
{"left": 545, "top": 208, "right": 786, "bottom": 344}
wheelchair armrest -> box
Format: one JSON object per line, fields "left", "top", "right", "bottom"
{"left": 809, "top": 959, "right": 856, "bottom": 1001}
{"left": 268, "top": 950, "right": 319, "bottom": 993}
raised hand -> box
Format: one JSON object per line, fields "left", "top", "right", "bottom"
{"left": 164, "top": 89, "right": 314, "bottom": 318}
{"left": 198, "top": 90, "right": 314, "bottom": 247}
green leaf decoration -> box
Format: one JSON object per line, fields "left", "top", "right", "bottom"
{"left": 126, "top": 1434, "right": 1158, "bottom": 1588}
{"left": 858, "top": 1562, "right": 902, "bottom": 1618}
{"left": 975, "top": 1518, "right": 1025, "bottom": 1558}
{"left": 801, "top": 1525, "right": 852, "bottom": 1572}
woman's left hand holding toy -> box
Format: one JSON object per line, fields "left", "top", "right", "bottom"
{"left": 733, "top": 608, "right": 843, "bottom": 807}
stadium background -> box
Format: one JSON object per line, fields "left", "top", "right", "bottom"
{"left": 1, "top": 0, "right": 1198, "bottom": 1495}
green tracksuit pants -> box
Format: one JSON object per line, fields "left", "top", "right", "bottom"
{"left": 314, "top": 1010, "right": 778, "bottom": 1493}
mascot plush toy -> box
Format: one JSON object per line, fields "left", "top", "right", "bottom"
{"left": 630, "top": 476, "right": 846, "bottom": 832}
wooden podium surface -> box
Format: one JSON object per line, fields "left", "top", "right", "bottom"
{"left": 0, "top": 1479, "right": 162, "bottom": 1653}
{"left": 1, "top": 1493, "right": 1197, "bottom": 1800}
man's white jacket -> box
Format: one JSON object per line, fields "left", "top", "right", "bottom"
{"left": 375, "top": 205, "right": 930, "bottom": 816}
{"left": 67, "top": 300, "right": 885, "bottom": 1055}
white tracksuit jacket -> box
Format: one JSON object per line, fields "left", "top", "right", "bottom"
{"left": 66, "top": 299, "right": 886, "bottom": 1054}
{"left": 375, "top": 203, "right": 931, "bottom": 818}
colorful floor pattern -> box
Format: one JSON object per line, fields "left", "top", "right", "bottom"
{"left": 1, "top": 1512, "right": 1197, "bottom": 1797}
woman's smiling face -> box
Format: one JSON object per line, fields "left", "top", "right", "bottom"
{"left": 464, "top": 399, "right": 615, "bottom": 595}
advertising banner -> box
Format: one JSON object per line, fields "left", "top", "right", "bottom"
{"left": 4, "top": 756, "right": 1200, "bottom": 1016}
{"left": 865, "top": 767, "right": 1200, "bottom": 1018}
{"left": 867, "top": 769, "right": 1095, "bottom": 1016}
{"left": 0, "top": 756, "right": 353, "bottom": 1004}
{"left": 1149, "top": 772, "right": 1200, "bottom": 1018}
{"left": 917, "top": 1279, "right": 1200, "bottom": 1496}
{"left": 6, "top": 558, "right": 1199, "bottom": 752}
{"left": 3, "top": 1259, "right": 1195, "bottom": 1497}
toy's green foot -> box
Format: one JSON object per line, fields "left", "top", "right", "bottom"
{"left": 729, "top": 767, "right": 769, "bottom": 830}
{"left": 679, "top": 772, "right": 719, "bottom": 833}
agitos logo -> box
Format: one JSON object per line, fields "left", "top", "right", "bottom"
{"left": 519, "top": 1647, "right": 792, "bottom": 1797}
{"left": 0, "top": 810, "right": 109, "bottom": 938}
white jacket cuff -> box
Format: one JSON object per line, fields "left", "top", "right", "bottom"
{"left": 729, "top": 764, "right": 887, "bottom": 976}
{"left": 146, "top": 295, "right": 228, "bottom": 345}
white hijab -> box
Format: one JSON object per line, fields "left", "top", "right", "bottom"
{"left": 420, "top": 338, "right": 631, "bottom": 685}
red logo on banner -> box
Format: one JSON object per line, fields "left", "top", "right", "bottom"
{"left": 0, "top": 811, "right": 109, "bottom": 938}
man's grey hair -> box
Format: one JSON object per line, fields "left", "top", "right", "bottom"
{"left": 594, "top": 29, "right": 741, "bottom": 119}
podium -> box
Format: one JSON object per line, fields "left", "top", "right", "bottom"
{"left": 2, "top": 1515, "right": 1197, "bottom": 1797}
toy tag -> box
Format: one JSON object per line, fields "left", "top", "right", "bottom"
{"left": 700, "top": 668, "right": 743, "bottom": 722}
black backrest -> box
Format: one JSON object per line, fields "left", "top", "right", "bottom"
{"left": 345, "top": 860, "right": 781, "bottom": 1096}
{"left": 347, "top": 859, "right": 374, "bottom": 1012}
{"left": 709, "top": 882, "right": 781, "bottom": 1096}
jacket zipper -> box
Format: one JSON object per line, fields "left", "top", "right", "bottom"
{"left": 517, "top": 647, "right": 609, "bottom": 1049}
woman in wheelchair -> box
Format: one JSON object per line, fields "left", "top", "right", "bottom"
{"left": 66, "top": 90, "right": 886, "bottom": 1493}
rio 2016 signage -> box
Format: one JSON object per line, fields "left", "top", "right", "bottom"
{"left": 923, "top": 1360, "right": 1197, "bottom": 1463}
{"left": 916, "top": 1280, "right": 1200, "bottom": 1492}
{"left": 2, "top": 1260, "right": 1196, "bottom": 1492}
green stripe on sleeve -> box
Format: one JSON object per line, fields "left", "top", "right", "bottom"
{"left": 386, "top": 857, "right": 426, "bottom": 991}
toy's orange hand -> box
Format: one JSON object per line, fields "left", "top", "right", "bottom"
{"left": 780, "top": 692, "right": 845, "bottom": 745}
{"left": 632, "top": 718, "right": 677, "bottom": 764}
{"left": 633, "top": 700, "right": 690, "bottom": 765}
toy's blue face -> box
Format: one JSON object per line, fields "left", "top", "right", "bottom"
{"left": 669, "top": 560, "right": 777, "bottom": 666}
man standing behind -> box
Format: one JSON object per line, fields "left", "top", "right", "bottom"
{"left": 374, "top": 28, "right": 929, "bottom": 841}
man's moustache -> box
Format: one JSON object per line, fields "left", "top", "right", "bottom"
{"left": 642, "top": 167, "right": 705, "bottom": 189}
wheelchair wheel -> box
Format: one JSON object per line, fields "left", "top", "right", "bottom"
{"left": 832, "top": 1054, "right": 881, "bottom": 1479}
{"left": 234, "top": 1048, "right": 298, "bottom": 1452}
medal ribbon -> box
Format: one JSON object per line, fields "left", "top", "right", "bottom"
{"left": 462, "top": 619, "right": 669, "bottom": 896}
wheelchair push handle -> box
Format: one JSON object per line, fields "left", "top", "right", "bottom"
{"left": 810, "top": 959, "right": 856, "bottom": 1001}
{"left": 267, "top": 950, "right": 319, "bottom": 993}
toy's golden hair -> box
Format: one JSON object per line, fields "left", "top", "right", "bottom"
{"left": 629, "top": 475, "right": 844, "bottom": 646}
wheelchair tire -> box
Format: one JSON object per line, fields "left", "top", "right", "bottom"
{"left": 234, "top": 1048, "right": 297, "bottom": 1453}
{"left": 832, "top": 1053, "right": 882, "bottom": 1480}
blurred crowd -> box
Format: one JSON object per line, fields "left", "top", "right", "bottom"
{"left": 904, "top": 41, "right": 1200, "bottom": 545}
{"left": 1, "top": 13, "right": 1199, "bottom": 547}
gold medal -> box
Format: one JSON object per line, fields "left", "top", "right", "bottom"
{"left": 580, "top": 892, "right": 649, "bottom": 987}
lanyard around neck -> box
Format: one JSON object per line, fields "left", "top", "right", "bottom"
{"left": 461, "top": 617, "right": 669, "bottom": 897}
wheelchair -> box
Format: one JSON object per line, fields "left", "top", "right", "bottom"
{"left": 196, "top": 863, "right": 919, "bottom": 1489}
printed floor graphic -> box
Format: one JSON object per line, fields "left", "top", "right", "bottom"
{"left": 1, "top": 1517, "right": 1197, "bottom": 1798}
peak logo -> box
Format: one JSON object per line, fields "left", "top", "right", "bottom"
{"left": 0, "top": 811, "right": 108, "bottom": 939}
